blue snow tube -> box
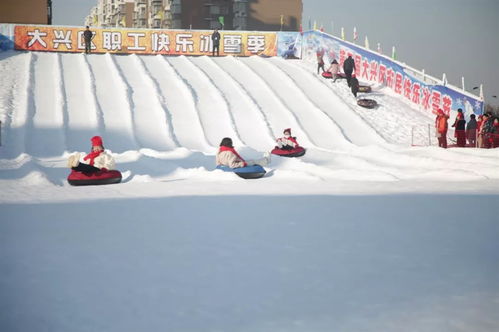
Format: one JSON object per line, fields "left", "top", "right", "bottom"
{"left": 216, "top": 165, "right": 266, "bottom": 179}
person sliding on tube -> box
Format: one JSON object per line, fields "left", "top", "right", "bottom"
{"left": 326, "top": 59, "right": 340, "bottom": 82}
{"left": 216, "top": 137, "right": 270, "bottom": 168}
{"left": 276, "top": 128, "right": 299, "bottom": 151}
{"left": 67, "top": 136, "right": 116, "bottom": 174}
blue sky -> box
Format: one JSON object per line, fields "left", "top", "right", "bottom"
{"left": 53, "top": 0, "right": 499, "bottom": 105}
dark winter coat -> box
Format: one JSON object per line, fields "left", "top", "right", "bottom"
{"left": 212, "top": 31, "right": 221, "bottom": 46}
{"left": 453, "top": 118, "right": 466, "bottom": 131}
{"left": 466, "top": 118, "right": 477, "bottom": 131}
{"left": 343, "top": 56, "right": 355, "bottom": 73}
{"left": 83, "top": 30, "right": 93, "bottom": 41}
{"left": 482, "top": 117, "right": 495, "bottom": 133}
{"left": 351, "top": 77, "right": 359, "bottom": 94}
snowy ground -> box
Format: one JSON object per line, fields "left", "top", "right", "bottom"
{"left": 1, "top": 51, "right": 498, "bottom": 332}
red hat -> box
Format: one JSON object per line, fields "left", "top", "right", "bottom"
{"left": 437, "top": 109, "right": 444, "bottom": 115}
{"left": 283, "top": 128, "right": 291, "bottom": 134}
{"left": 91, "top": 136, "right": 103, "bottom": 147}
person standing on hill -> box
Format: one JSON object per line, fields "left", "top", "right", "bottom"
{"left": 83, "top": 26, "right": 94, "bottom": 54}
{"left": 343, "top": 55, "right": 355, "bottom": 87}
{"left": 452, "top": 108, "right": 467, "bottom": 147}
{"left": 466, "top": 114, "right": 478, "bottom": 147}
{"left": 212, "top": 29, "right": 221, "bottom": 56}
{"left": 350, "top": 73, "right": 360, "bottom": 98}
{"left": 435, "top": 109, "right": 449, "bottom": 148}
{"left": 317, "top": 50, "right": 325, "bottom": 75}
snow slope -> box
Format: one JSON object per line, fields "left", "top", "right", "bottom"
{"left": 1, "top": 50, "right": 498, "bottom": 332}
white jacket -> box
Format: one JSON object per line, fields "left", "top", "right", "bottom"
{"left": 276, "top": 137, "right": 297, "bottom": 148}
{"left": 80, "top": 151, "right": 116, "bottom": 170}
{"left": 216, "top": 150, "right": 246, "bottom": 168}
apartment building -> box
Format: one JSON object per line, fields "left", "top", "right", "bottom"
{"left": 0, "top": 0, "right": 52, "bottom": 25}
{"left": 85, "top": 0, "right": 302, "bottom": 31}
{"left": 85, "top": 0, "right": 173, "bottom": 29}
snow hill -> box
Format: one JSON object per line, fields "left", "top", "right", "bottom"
{"left": 1, "top": 51, "right": 498, "bottom": 331}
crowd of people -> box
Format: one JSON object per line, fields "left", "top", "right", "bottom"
{"left": 435, "top": 109, "right": 499, "bottom": 148}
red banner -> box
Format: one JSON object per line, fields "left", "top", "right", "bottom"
{"left": 14, "top": 25, "right": 277, "bottom": 57}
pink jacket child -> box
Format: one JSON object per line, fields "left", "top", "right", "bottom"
{"left": 276, "top": 128, "right": 299, "bottom": 151}
{"left": 67, "top": 136, "right": 115, "bottom": 173}
{"left": 216, "top": 137, "right": 270, "bottom": 169}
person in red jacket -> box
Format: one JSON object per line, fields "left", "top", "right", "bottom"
{"left": 435, "top": 109, "right": 449, "bottom": 148}
{"left": 276, "top": 128, "right": 300, "bottom": 150}
{"left": 67, "top": 136, "right": 116, "bottom": 173}
{"left": 452, "top": 108, "right": 467, "bottom": 147}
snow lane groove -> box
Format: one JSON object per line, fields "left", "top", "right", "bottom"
{"left": 189, "top": 56, "right": 275, "bottom": 151}
{"left": 86, "top": 54, "right": 138, "bottom": 152}
{"left": 114, "top": 54, "right": 176, "bottom": 151}
{"left": 60, "top": 53, "right": 101, "bottom": 152}
{"left": 166, "top": 56, "right": 242, "bottom": 147}
{"left": 270, "top": 57, "right": 385, "bottom": 146}
{"left": 212, "top": 56, "right": 315, "bottom": 148}
{"left": 27, "top": 52, "right": 66, "bottom": 157}
{"left": 243, "top": 56, "right": 352, "bottom": 150}
{"left": 142, "top": 55, "right": 211, "bottom": 152}
{"left": 0, "top": 52, "right": 31, "bottom": 158}
{"left": 185, "top": 56, "right": 246, "bottom": 147}
{"left": 136, "top": 55, "right": 180, "bottom": 148}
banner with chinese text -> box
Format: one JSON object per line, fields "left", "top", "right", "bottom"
{"left": 14, "top": 25, "right": 277, "bottom": 57}
{"left": 299, "top": 30, "right": 484, "bottom": 117}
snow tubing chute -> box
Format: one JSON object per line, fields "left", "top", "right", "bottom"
{"left": 216, "top": 165, "right": 266, "bottom": 179}
{"left": 357, "top": 99, "right": 378, "bottom": 109}
{"left": 358, "top": 85, "right": 372, "bottom": 93}
{"left": 67, "top": 170, "right": 122, "bottom": 186}
{"left": 271, "top": 146, "right": 306, "bottom": 158}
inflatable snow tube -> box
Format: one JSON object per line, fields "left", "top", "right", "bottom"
{"left": 358, "top": 85, "right": 372, "bottom": 93}
{"left": 67, "top": 170, "right": 122, "bottom": 186}
{"left": 322, "top": 72, "right": 333, "bottom": 79}
{"left": 216, "top": 165, "right": 266, "bottom": 179}
{"left": 271, "top": 146, "right": 306, "bottom": 158}
{"left": 357, "top": 99, "right": 378, "bottom": 109}
{"left": 322, "top": 72, "right": 346, "bottom": 79}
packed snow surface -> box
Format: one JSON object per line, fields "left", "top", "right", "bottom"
{"left": 1, "top": 51, "right": 498, "bottom": 332}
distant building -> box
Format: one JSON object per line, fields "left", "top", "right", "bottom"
{"left": 85, "top": 0, "right": 302, "bottom": 31}
{"left": 85, "top": 0, "right": 174, "bottom": 29}
{"left": 0, "top": 0, "right": 52, "bottom": 25}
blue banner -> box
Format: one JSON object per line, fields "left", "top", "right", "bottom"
{"left": 278, "top": 30, "right": 484, "bottom": 118}
{"left": 0, "top": 24, "right": 15, "bottom": 51}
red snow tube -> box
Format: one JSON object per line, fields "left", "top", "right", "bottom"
{"left": 67, "top": 170, "right": 122, "bottom": 186}
{"left": 322, "top": 72, "right": 346, "bottom": 79}
{"left": 271, "top": 146, "right": 306, "bottom": 158}
{"left": 357, "top": 99, "right": 378, "bottom": 109}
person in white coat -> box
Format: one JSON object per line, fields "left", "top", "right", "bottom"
{"left": 276, "top": 128, "right": 299, "bottom": 150}
{"left": 67, "top": 136, "right": 115, "bottom": 173}
{"left": 216, "top": 137, "right": 270, "bottom": 168}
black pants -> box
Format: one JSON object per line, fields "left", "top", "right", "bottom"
{"left": 72, "top": 163, "right": 100, "bottom": 174}
{"left": 212, "top": 44, "right": 219, "bottom": 56}
{"left": 85, "top": 40, "right": 92, "bottom": 54}
{"left": 317, "top": 63, "right": 325, "bottom": 74}
{"left": 345, "top": 70, "right": 353, "bottom": 87}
